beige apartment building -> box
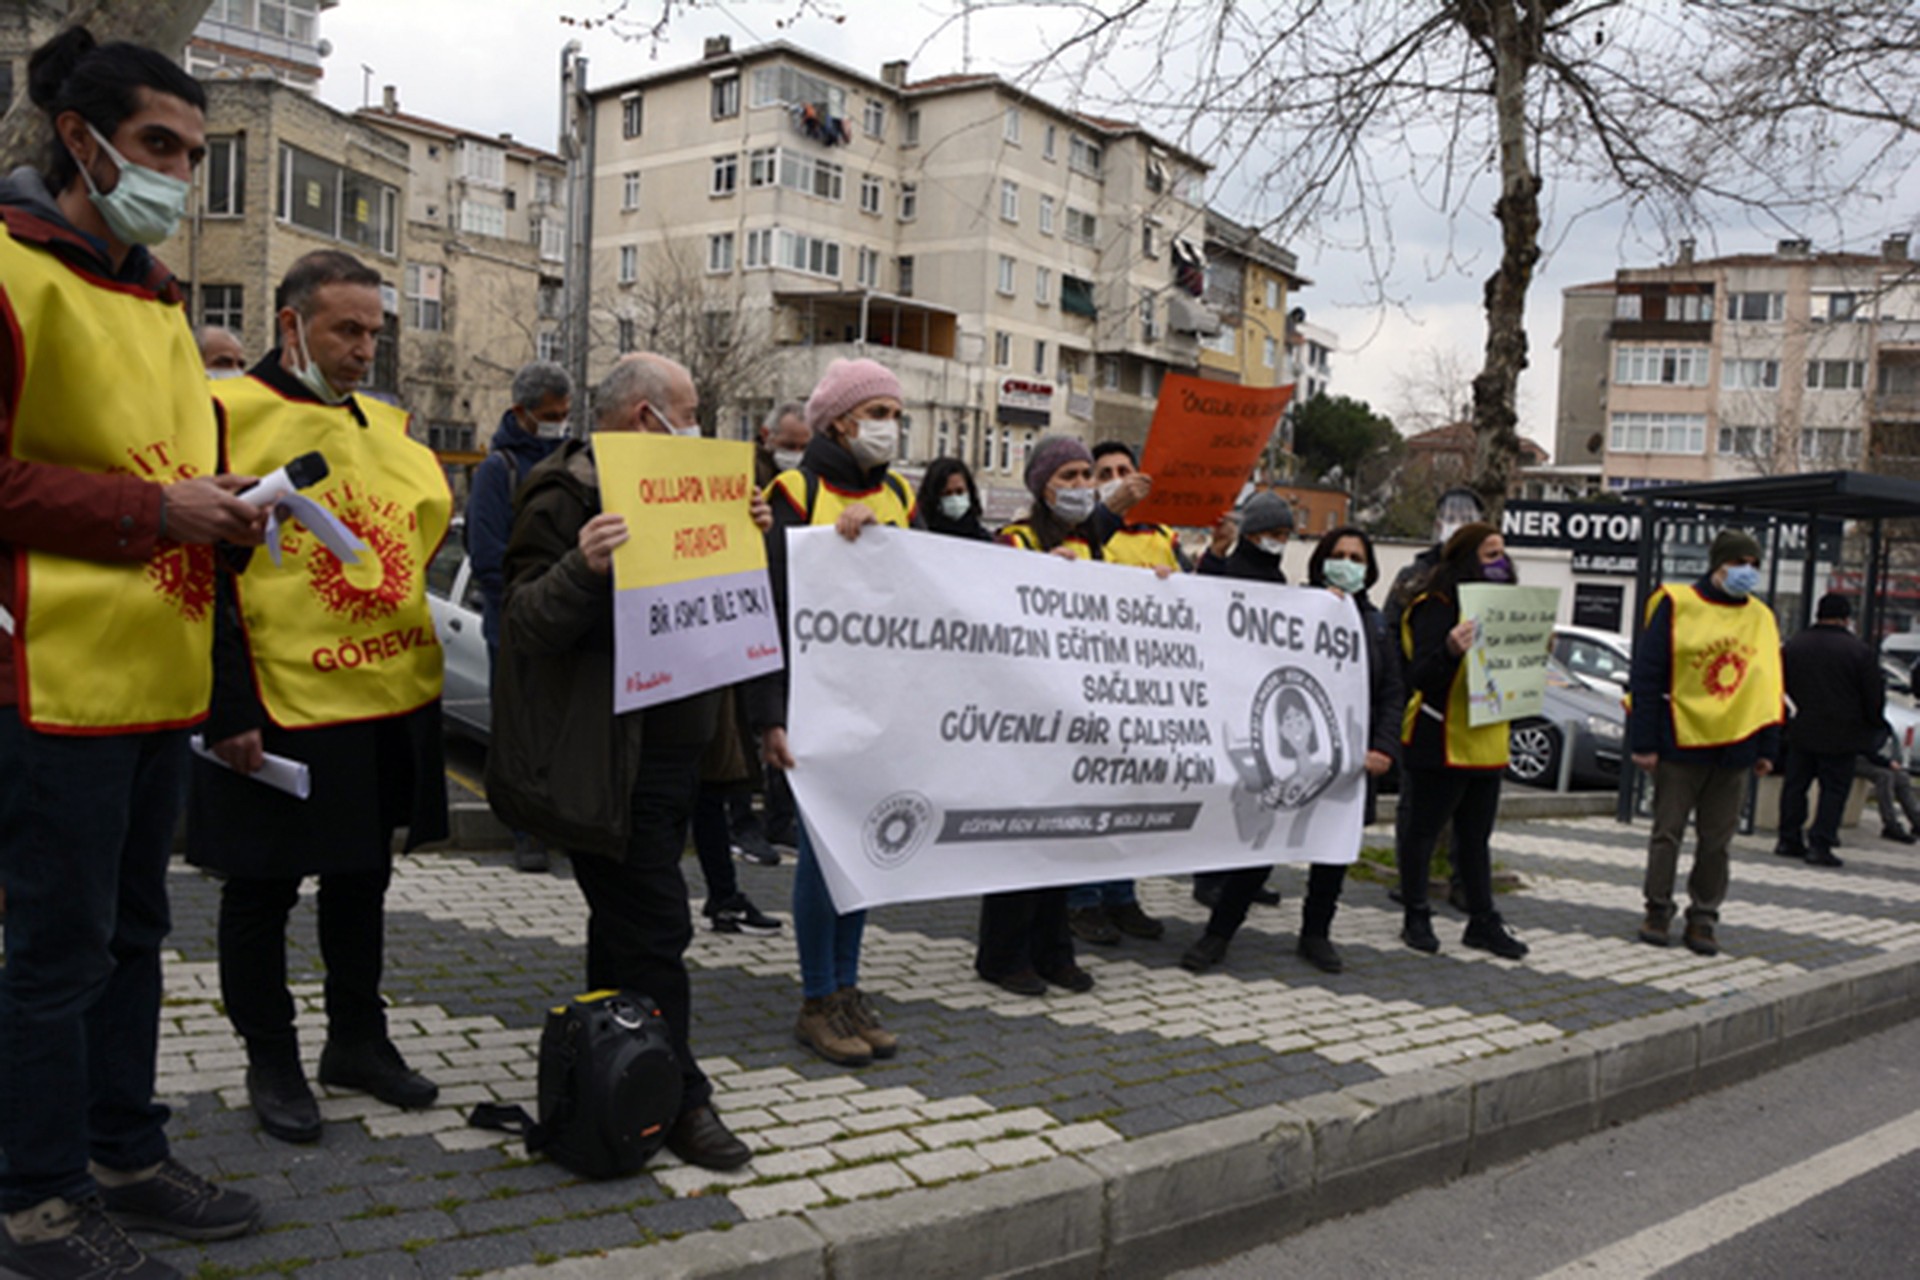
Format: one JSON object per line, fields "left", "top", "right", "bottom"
{"left": 1198, "top": 212, "right": 1306, "bottom": 390}
{"left": 585, "top": 37, "right": 1220, "bottom": 489}
{"left": 1556, "top": 236, "right": 1917, "bottom": 492}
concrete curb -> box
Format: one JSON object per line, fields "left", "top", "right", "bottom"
{"left": 486, "top": 946, "right": 1920, "bottom": 1279}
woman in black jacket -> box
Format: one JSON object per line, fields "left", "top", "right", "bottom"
{"left": 1181, "top": 526, "right": 1404, "bottom": 974}
{"left": 918, "top": 456, "right": 994, "bottom": 541}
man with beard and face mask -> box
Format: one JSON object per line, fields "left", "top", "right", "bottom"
{"left": 1630, "top": 529, "right": 1783, "bottom": 957}
{"left": 751, "top": 358, "right": 918, "bottom": 1068}
{"left": 0, "top": 29, "right": 269, "bottom": 1277}
{"left": 467, "top": 360, "right": 572, "bottom": 871}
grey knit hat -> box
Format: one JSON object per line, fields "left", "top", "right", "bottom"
{"left": 1238, "top": 492, "right": 1295, "bottom": 537}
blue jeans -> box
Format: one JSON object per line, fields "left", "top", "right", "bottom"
{"left": 1066, "top": 879, "right": 1138, "bottom": 911}
{"left": 0, "top": 710, "right": 184, "bottom": 1210}
{"left": 792, "top": 822, "right": 864, "bottom": 1000}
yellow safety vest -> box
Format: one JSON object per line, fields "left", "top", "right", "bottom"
{"left": 766, "top": 467, "right": 915, "bottom": 529}
{"left": 998, "top": 522, "right": 1098, "bottom": 560}
{"left": 1400, "top": 591, "right": 1508, "bottom": 769}
{"left": 0, "top": 228, "right": 216, "bottom": 732}
{"left": 216, "top": 377, "right": 450, "bottom": 729}
{"left": 1653, "top": 583, "right": 1784, "bottom": 749}
{"left": 1103, "top": 522, "right": 1181, "bottom": 570}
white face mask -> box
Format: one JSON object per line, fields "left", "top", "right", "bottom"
{"left": 207, "top": 368, "right": 245, "bottom": 381}
{"left": 939, "top": 493, "right": 972, "bottom": 521}
{"left": 845, "top": 416, "right": 899, "bottom": 470}
{"left": 1049, "top": 486, "right": 1098, "bottom": 524}
{"left": 772, "top": 448, "right": 805, "bottom": 472}
{"left": 1253, "top": 535, "right": 1287, "bottom": 556}
{"left": 290, "top": 313, "right": 349, "bottom": 405}
{"left": 76, "top": 122, "right": 190, "bottom": 247}
{"left": 1322, "top": 557, "right": 1367, "bottom": 593}
{"left": 1097, "top": 478, "right": 1124, "bottom": 506}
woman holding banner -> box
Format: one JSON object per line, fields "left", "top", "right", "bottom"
{"left": 754, "top": 358, "right": 918, "bottom": 1068}
{"left": 1182, "top": 527, "right": 1404, "bottom": 974}
{"left": 1395, "top": 523, "right": 1530, "bottom": 960}
{"left": 975, "top": 437, "right": 1106, "bottom": 996}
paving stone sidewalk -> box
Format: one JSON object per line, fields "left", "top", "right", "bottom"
{"left": 142, "top": 816, "right": 1920, "bottom": 1277}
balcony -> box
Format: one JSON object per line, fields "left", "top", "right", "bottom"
{"left": 772, "top": 291, "right": 957, "bottom": 358}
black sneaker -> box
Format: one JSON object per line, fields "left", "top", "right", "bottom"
{"left": 1883, "top": 826, "right": 1918, "bottom": 845}
{"left": 1774, "top": 841, "right": 1809, "bottom": 859}
{"left": 512, "top": 833, "right": 549, "bottom": 873}
{"left": 706, "top": 893, "right": 782, "bottom": 935}
{"left": 1462, "top": 912, "right": 1530, "bottom": 960}
{"left": 1251, "top": 884, "right": 1282, "bottom": 907}
{"left": 1067, "top": 906, "right": 1121, "bottom": 945}
{"left": 730, "top": 829, "right": 781, "bottom": 866}
{"left": 97, "top": 1158, "right": 261, "bottom": 1242}
{"left": 1401, "top": 908, "right": 1440, "bottom": 953}
{"left": 1805, "top": 848, "right": 1845, "bottom": 868}
{"left": 0, "top": 1196, "right": 181, "bottom": 1279}
{"left": 1109, "top": 901, "right": 1166, "bottom": 940}
{"left": 1180, "top": 933, "right": 1228, "bottom": 973}
{"left": 317, "top": 1039, "right": 439, "bottom": 1110}
{"left": 1297, "top": 934, "right": 1343, "bottom": 974}
{"left": 1038, "top": 963, "right": 1096, "bottom": 994}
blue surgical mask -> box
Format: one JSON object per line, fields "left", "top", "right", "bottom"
{"left": 939, "top": 493, "right": 972, "bottom": 521}
{"left": 1723, "top": 564, "right": 1762, "bottom": 597}
{"left": 1323, "top": 557, "right": 1367, "bottom": 593}
{"left": 77, "top": 123, "right": 190, "bottom": 247}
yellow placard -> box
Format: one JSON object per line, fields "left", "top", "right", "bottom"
{"left": 595, "top": 434, "right": 766, "bottom": 589}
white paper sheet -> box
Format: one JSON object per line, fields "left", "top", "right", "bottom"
{"left": 189, "top": 734, "right": 312, "bottom": 800}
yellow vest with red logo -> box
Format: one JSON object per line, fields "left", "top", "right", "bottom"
{"left": 766, "top": 467, "right": 915, "bottom": 529}
{"left": 1, "top": 227, "right": 217, "bottom": 733}
{"left": 1652, "top": 583, "right": 1784, "bottom": 749}
{"left": 999, "top": 522, "right": 1098, "bottom": 559}
{"left": 1399, "top": 591, "right": 1509, "bottom": 769}
{"left": 1103, "top": 522, "right": 1181, "bottom": 570}
{"left": 216, "top": 377, "right": 450, "bottom": 729}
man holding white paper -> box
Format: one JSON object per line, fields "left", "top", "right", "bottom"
{"left": 188, "top": 250, "right": 451, "bottom": 1145}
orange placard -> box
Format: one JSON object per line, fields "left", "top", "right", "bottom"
{"left": 1128, "top": 374, "right": 1295, "bottom": 527}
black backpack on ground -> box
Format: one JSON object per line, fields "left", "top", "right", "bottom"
{"left": 468, "top": 989, "right": 683, "bottom": 1178}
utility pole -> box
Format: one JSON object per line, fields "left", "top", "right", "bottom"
{"left": 558, "top": 41, "right": 593, "bottom": 437}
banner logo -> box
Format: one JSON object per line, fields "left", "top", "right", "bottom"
{"left": 1237, "top": 666, "right": 1344, "bottom": 812}
{"left": 863, "top": 791, "right": 935, "bottom": 870}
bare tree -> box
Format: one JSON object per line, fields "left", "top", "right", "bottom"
{"left": 1391, "top": 345, "right": 1479, "bottom": 439}
{"left": 958, "top": 0, "right": 1920, "bottom": 518}
{"left": 0, "top": 1, "right": 214, "bottom": 170}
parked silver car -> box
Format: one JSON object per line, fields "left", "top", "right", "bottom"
{"left": 426, "top": 520, "right": 490, "bottom": 740}
{"left": 1505, "top": 657, "right": 1627, "bottom": 790}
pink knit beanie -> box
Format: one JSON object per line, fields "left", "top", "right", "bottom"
{"left": 806, "top": 358, "right": 903, "bottom": 435}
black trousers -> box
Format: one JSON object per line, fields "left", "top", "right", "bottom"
{"left": 1206, "top": 862, "right": 1347, "bottom": 942}
{"left": 568, "top": 745, "right": 711, "bottom": 1113}
{"left": 975, "top": 888, "right": 1075, "bottom": 979}
{"left": 219, "top": 865, "right": 392, "bottom": 1052}
{"left": 1777, "top": 746, "right": 1855, "bottom": 855}
{"left": 690, "top": 786, "right": 739, "bottom": 904}
{"left": 1398, "top": 768, "right": 1501, "bottom": 917}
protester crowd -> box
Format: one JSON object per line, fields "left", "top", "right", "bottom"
{"left": 0, "top": 28, "right": 1900, "bottom": 1280}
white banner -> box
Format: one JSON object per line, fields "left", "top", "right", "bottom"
{"left": 784, "top": 527, "right": 1371, "bottom": 910}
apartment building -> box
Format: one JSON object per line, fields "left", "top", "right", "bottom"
{"left": 186, "top": 0, "right": 338, "bottom": 92}
{"left": 585, "top": 36, "right": 1220, "bottom": 488}
{"left": 359, "top": 90, "right": 569, "bottom": 453}
{"left": 1198, "top": 211, "right": 1307, "bottom": 389}
{"left": 1557, "top": 236, "right": 1918, "bottom": 492}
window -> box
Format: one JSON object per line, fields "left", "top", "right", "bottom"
{"left": 1613, "top": 346, "right": 1711, "bottom": 386}
{"left": 994, "top": 331, "right": 1012, "bottom": 367}
{"left": 457, "top": 199, "right": 506, "bottom": 238}
{"left": 203, "top": 136, "right": 244, "bottom": 216}
{"left": 1004, "top": 106, "right": 1022, "bottom": 143}
{"left": 744, "top": 228, "right": 773, "bottom": 268}
{"left": 1613, "top": 292, "right": 1642, "bottom": 321}
{"left": 1142, "top": 364, "right": 1163, "bottom": 398}
{"left": 711, "top": 75, "right": 740, "bottom": 119}
{"left": 710, "top": 154, "right": 738, "bottom": 196}
{"left": 1801, "top": 427, "right": 1863, "bottom": 460}
{"left": 863, "top": 97, "right": 886, "bottom": 138}
{"left": 460, "top": 141, "right": 505, "bottom": 188}
{"left": 778, "top": 149, "right": 844, "bottom": 201}
{"left": 1146, "top": 155, "right": 1166, "bottom": 194}
{"left": 621, "top": 171, "right": 641, "bottom": 211}
{"left": 856, "top": 246, "right": 879, "bottom": 288}
{"left": 621, "top": 93, "right": 643, "bottom": 139}
{"left": 1264, "top": 279, "right": 1280, "bottom": 310}
{"left": 534, "top": 172, "right": 559, "bottom": 205}
{"left": 1716, "top": 425, "right": 1774, "bottom": 456}
{"left": 1201, "top": 326, "right": 1237, "bottom": 357}
{"left": 1099, "top": 356, "right": 1120, "bottom": 390}
{"left": 748, "top": 147, "right": 777, "bottom": 188}
{"left": 899, "top": 183, "right": 918, "bottom": 221}
{"left": 1069, "top": 135, "right": 1102, "bottom": 177}
{"left": 1806, "top": 359, "right": 1866, "bottom": 390}
{"left": 258, "top": 0, "right": 317, "bottom": 42}
{"left": 1060, "top": 274, "right": 1096, "bottom": 318}
{"left": 1142, "top": 218, "right": 1160, "bottom": 258}
{"left": 1065, "top": 206, "right": 1097, "bottom": 245}
{"left": 404, "top": 264, "right": 442, "bottom": 331}
{"left": 1036, "top": 266, "right": 1052, "bottom": 306}
{"left": 537, "top": 330, "right": 562, "bottom": 363}
{"left": 1001, "top": 180, "right": 1019, "bottom": 223}
{"left": 1726, "top": 291, "right": 1784, "bottom": 322}
{"left": 200, "top": 284, "right": 242, "bottom": 332}
{"left": 775, "top": 229, "right": 841, "bottom": 278}
{"left": 617, "top": 317, "right": 636, "bottom": 353}
{"left": 504, "top": 188, "right": 518, "bottom": 212}
{"left": 1033, "top": 339, "right": 1047, "bottom": 375}
{"left": 535, "top": 217, "right": 563, "bottom": 261}
{"left": 1043, "top": 124, "right": 1057, "bottom": 160}
{"left": 1140, "top": 288, "right": 1158, "bottom": 342}
{"left": 905, "top": 110, "right": 921, "bottom": 146}
{"left": 997, "top": 255, "right": 1016, "bottom": 296}
{"left": 707, "top": 232, "right": 734, "bottom": 273}
{"left": 1038, "top": 196, "right": 1055, "bottom": 236}
{"left": 1263, "top": 336, "right": 1278, "bottom": 369}
{"left": 275, "top": 145, "right": 397, "bottom": 255}
{"left": 859, "top": 173, "right": 881, "bottom": 215}
{"left": 897, "top": 255, "right": 915, "bottom": 296}
{"left": 618, "top": 245, "right": 638, "bottom": 283}
{"left": 1608, "top": 411, "right": 1707, "bottom": 454}
{"left": 750, "top": 65, "right": 847, "bottom": 118}
{"left": 1824, "top": 292, "right": 1858, "bottom": 322}
{"left": 1723, "top": 358, "right": 1780, "bottom": 390}
{"left": 538, "top": 282, "right": 562, "bottom": 320}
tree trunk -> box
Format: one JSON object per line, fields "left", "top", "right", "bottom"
{"left": 1469, "top": 0, "right": 1543, "bottom": 523}
{"left": 0, "top": 0, "right": 213, "bottom": 173}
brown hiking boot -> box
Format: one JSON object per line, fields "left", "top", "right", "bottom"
{"left": 795, "top": 996, "right": 872, "bottom": 1067}
{"left": 1637, "top": 911, "right": 1671, "bottom": 947}
{"left": 1683, "top": 918, "right": 1720, "bottom": 957}
{"left": 837, "top": 988, "right": 898, "bottom": 1059}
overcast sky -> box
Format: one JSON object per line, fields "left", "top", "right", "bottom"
{"left": 313, "top": 1, "right": 1918, "bottom": 458}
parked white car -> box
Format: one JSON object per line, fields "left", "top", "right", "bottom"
{"left": 1551, "top": 624, "right": 1633, "bottom": 691}
{"left": 425, "top": 520, "right": 490, "bottom": 741}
